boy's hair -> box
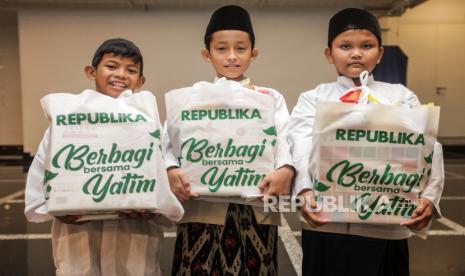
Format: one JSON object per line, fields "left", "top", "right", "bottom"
{"left": 204, "top": 5, "right": 255, "bottom": 50}
{"left": 91, "top": 38, "right": 144, "bottom": 75}
{"left": 328, "top": 8, "right": 382, "bottom": 48}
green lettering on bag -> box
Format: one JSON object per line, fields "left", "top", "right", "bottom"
{"left": 334, "top": 129, "right": 425, "bottom": 145}
{"left": 52, "top": 143, "right": 154, "bottom": 171}
{"left": 83, "top": 173, "right": 156, "bottom": 202}
{"left": 200, "top": 167, "right": 265, "bottom": 193}
{"left": 181, "top": 138, "right": 267, "bottom": 164}
{"left": 180, "top": 109, "right": 262, "bottom": 121}
{"left": 325, "top": 159, "right": 423, "bottom": 193}
{"left": 54, "top": 113, "right": 147, "bottom": 125}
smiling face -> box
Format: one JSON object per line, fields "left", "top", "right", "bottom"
{"left": 85, "top": 53, "right": 145, "bottom": 98}
{"left": 202, "top": 30, "right": 258, "bottom": 81}
{"left": 325, "top": 29, "right": 384, "bottom": 80}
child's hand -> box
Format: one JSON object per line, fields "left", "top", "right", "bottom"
{"left": 259, "top": 165, "right": 294, "bottom": 197}
{"left": 167, "top": 167, "right": 198, "bottom": 202}
{"left": 299, "top": 189, "right": 329, "bottom": 228}
{"left": 55, "top": 215, "right": 87, "bottom": 225}
{"left": 401, "top": 198, "right": 434, "bottom": 230}
{"left": 119, "top": 210, "right": 160, "bottom": 220}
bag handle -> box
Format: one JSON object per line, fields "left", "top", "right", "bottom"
{"left": 360, "top": 70, "right": 369, "bottom": 87}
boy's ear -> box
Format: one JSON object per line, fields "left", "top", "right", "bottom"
{"left": 84, "top": 65, "right": 96, "bottom": 80}
{"left": 251, "top": 48, "right": 259, "bottom": 60}
{"left": 377, "top": 46, "right": 385, "bottom": 64}
{"left": 136, "top": 75, "right": 146, "bottom": 89}
{"left": 201, "top": 48, "right": 212, "bottom": 63}
{"left": 324, "top": 48, "right": 333, "bottom": 64}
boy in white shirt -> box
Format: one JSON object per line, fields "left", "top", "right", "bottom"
{"left": 288, "top": 8, "right": 444, "bottom": 276}
{"left": 25, "top": 38, "right": 165, "bottom": 276}
{"left": 164, "top": 5, "right": 294, "bottom": 275}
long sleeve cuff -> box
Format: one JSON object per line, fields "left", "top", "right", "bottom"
{"left": 25, "top": 200, "right": 53, "bottom": 223}
{"left": 274, "top": 136, "right": 294, "bottom": 169}
{"left": 293, "top": 166, "right": 313, "bottom": 195}
{"left": 164, "top": 158, "right": 180, "bottom": 169}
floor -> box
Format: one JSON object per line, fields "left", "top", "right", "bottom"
{"left": 0, "top": 148, "right": 464, "bottom": 275}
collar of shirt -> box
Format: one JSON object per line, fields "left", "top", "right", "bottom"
{"left": 337, "top": 74, "right": 375, "bottom": 89}
{"left": 213, "top": 76, "right": 255, "bottom": 90}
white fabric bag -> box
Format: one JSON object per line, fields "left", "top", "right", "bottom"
{"left": 41, "top": 89, "right": 184, "bottom": 222}
{"left": 165, "top": 79, "right": 276, "bottom": 203}
{"left": 310, "top": 73, "right": 440, "bottom": 224}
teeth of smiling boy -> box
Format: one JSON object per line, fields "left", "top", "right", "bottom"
{"left": 110, "top": 82, "right": 127, "bottom": 88}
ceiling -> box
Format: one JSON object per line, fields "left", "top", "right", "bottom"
{"left": 0, "top": 0, "right": 428, "bottom": 16}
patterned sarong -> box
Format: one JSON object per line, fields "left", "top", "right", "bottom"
{"left": 172, "top": 204, "right": 277, "bottom": 276}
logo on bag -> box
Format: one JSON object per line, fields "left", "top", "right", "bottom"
{"left": 55, "top": 112, "right": 147, "bottom": 126}
{"left": 336, "top": 129, "right": 425, "bottom": 145}
{"left": 181, "top": 108, "right": 261, "bottom": 121}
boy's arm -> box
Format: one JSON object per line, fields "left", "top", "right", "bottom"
{"left": 25, "top": 129, "right": 87, "bottom": 224}
{"left": 286, "top": 91, "right": 329, "bottom": 227}
{"left": 400, "top": 87, "right": 444, "bottom": 230}
{"left": 401, "top": 85, "right": 421, "bottom": 107}
{"left": 287, "top": 92, "right": 317, "bottom": 195}
{"left": 420, "top": 141, "right": 445, "bottom": 217}
{"left": 161, "top": 121, "right": 197, "bottom": 201}
{"left": 273, "top": 92, "right": 294, "bottom": 170}
{"left": 162, "top": 121, "right": 181, "bottom": 168}
{"left": 259, "top": 91, "right": 295, "bottom": 196}
{"left": 404, "top": 86, "right": 444, "bottom": 214}
{"left": 256, "top": 88, "right": 295, "bottom": 196}
{"left": 24, "top": 128, "right": 53, "bottom": 222}
{"left": 401, "top": 142, "right": 444, "bottom": 231}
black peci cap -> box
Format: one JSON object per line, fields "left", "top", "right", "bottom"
{"left": 204, "top": 5, "right": 255, "bottom": 48}
{"left": 328, "top": 8, "right": 382, "bottom": 48}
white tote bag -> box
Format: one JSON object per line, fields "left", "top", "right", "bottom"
{"left": 310, "top": 100, "right": 440, "bottom": 224}
{"left": 165, "top": 79, "right": 276, "bottom": 203}
{"left": 41, "top": 89, "right": 184, "bottom": 222}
